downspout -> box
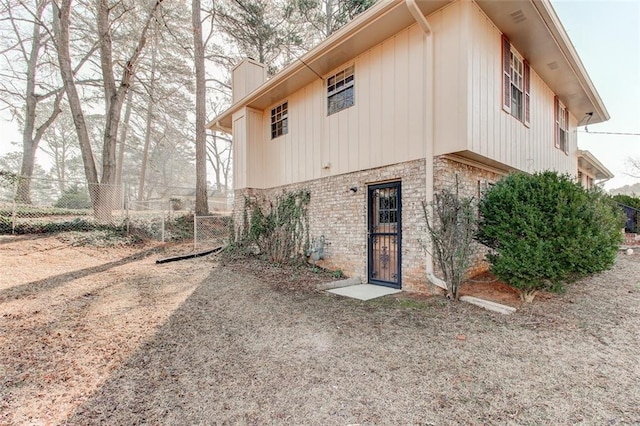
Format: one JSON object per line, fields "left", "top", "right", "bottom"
{"left": 405, "top": 0, "right": 447, "bottom": 290}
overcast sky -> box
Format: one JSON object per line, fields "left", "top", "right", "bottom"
{"left": 1, "top": 1, "right": 638, "bottom": 190}
{"left": 551, "top": 0, "right": 640, "bottom": 189}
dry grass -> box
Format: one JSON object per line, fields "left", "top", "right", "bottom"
{"left": 1, "top": 235, "right": 639, "bottom": 425}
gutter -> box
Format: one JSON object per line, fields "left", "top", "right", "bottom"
{"left": 405, "top": 0, "right": 446, "bottom": 291}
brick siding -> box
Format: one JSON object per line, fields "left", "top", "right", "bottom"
{"left": 233, "top": 156, "right": 503, "bottom": 293}
{"left": 433, "top": 155, "right": 504, "bottom": 277}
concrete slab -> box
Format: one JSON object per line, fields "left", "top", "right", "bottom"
{"left": 327, "top": 284, "right": 401, "bottom": 301}
{"left": 316, "top": 276, "right": 362, "bottom": 291}
{"left": 460, "top": 295, "right": 517, "bottom": 314}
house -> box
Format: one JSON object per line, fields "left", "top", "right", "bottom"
{"left": 577, "top": 149, "right": 614, "bottom": 189}
{"left": 209, "top": 0, "right": 610, "bottom": 293}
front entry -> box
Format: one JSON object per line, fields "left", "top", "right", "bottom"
{"left": 368, "top": 181, "right": 401, "bottom": 289}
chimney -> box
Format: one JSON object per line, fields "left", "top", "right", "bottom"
{"left": 232, "top": 58, "right": 266, "bottom": 103}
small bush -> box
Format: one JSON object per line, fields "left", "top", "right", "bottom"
{"left": 55, "top": 186, "right": 92, "bottom": 209}
{"left": 476, "top": 171, "right": 623, "bottom": 301}
{"left": 422, "top": 178, "right": 476, "bottom": 301}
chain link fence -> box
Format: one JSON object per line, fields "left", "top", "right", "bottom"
{"left": 194, "top": 215, "right": 231, "bottom": 251}
{"left": 1, "top": 174, "right": 233, "bottom": 248}
{"left": 0, "top": 174, "right": 124, "bottom": 234}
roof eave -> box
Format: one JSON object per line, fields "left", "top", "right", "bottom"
{"left": 532, "top": 0, "right": 610, "bottom": 124}
{"left": 578, "top": 149, "right": 615, "bottom": 180}
{"left": 208, "top": 0, "right": 409, "bottom": 131}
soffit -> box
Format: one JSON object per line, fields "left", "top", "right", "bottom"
{"left": 209, "top": 0, "right": 450, "bottom": 130}
{"left": 475, "top": 0, "right": 609, "bottom": 124}
{"left": 578, "top": 150, "right": 614, "bottom": 179}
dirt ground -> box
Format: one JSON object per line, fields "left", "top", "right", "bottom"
{"left": 1, "top": 234, "right": 639, "bottom": 425}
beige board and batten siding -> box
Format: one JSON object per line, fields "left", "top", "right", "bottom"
{"left": 433, "top": 0, "right": 576, "bottom": 175}
{"left": 233, "top": 107, "right": 264, "bottom": 190}
{"left": 241, "top": 23, "right": 430, "bottom": 190}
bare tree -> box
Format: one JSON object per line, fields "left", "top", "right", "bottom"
{"left": 193, "top": 0, "right": 208, "bottom": 215}
{"left": 626, "top": 157, "right": 640, "bottom": 179}
{"left": 293, "top": 0, "right": 375, "bottom": 39}
{"left": 53, "top": 0, "right": 164, "bottom": 218}
{"left": 215, "top": 0, "right": 305, "bottom": 74}
{"left": 0, "top": 0, "right": 62, "bottom": 203}
{"left": 39, "top": 111, "right": 84, "bottom": 192}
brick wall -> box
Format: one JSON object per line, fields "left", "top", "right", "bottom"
{"left": 232, "top": 156, "right": 504, "bottom": 293}
{"left": 432, "top": 155, "right": 504, "bottom": 277}
{"left": 233, "top": 159, "right": 431, "bottom": 292}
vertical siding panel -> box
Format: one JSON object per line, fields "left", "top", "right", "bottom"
{"left": 348, "top": 90, "right": 359, "bottom": 172}
{"left": 479, "top": 11, "right": 490, "bottom": 159}
{"left": 358, "top": 50, "right": 372, "bottom": 170}
{"left": 287, "top": 95, "right": 296, "bottom": 183}
{"left": 433, "top": 2, "right": 466, "bottom": 155}
{"left": 369, "top": 44, "right": 383, "bottom": 167}
{"left": 407, "top": 25, "right": 425, "bottom": 158}
{"left": 338, "top": 108, "right": 349, "bottom": 174}
{"left": 394, "top": 29, "right": 410, "bottom": 163}
{"left": 232, "top": 115, "right": 245, "bottom": 189}
{"left": 313, "top": 81, "right": 323, "bottom": 180}
{"left": 381, "top": 38, "right": 395, "bottom": 164}
{"left": 470, "top": 6, "right": 481, "bottom": 156}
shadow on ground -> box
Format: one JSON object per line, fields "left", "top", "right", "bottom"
{"left": 65, "top": 256, "right": 640, "bottom": 425}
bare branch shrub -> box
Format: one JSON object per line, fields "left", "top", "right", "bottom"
{"left": 422, "top": 177, "right": 476, "bottom": 300}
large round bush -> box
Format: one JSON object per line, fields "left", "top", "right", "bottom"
{"left": 476, "top": 171, "right": 623, "bottom": 301}
{"left": 54, "top": 186, "right": 92, "bottom": 209}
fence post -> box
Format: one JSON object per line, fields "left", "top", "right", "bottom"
{"left": 11, "top": 179, "right": 17, "bottom": 235}
{"left": 161, "top": 211, "right": 165, "bottom": 242}
{"left": 193, "top": 215, "right": 197, "bottom": 252}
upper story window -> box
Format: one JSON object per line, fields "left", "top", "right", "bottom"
{"left": 270, "top": 101, "right": 288, "bottom": 139}
{"left": 327, "top": 65, "right": 354, "bottom": 115}
{"left": 502, "top": 35, "right": 530, "bottom": 126}
{"left": 555, "top": 96, "right": 569, "bottom": 154}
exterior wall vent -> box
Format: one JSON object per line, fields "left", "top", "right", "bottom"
{"left": 510, "top": 9, "right": 526, "bottom": 24}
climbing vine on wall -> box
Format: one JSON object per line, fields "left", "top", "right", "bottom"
{"left": 237, "top": 189, "right": 311, "bottom": 264}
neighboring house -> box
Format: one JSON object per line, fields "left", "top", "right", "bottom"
{"left": 577, "top": 149, "right": 614, "bottom": 189}
{"left": 209, "top": 0, "right": 610, "bottom": 293}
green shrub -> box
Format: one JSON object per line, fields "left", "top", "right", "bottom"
{"left": 476, "top": 171, "right": 623, "bottom": 301}
{"left": 55, "top": 185, "right": 92, "bottom": 209}
{"left": 612, "top": 194, "right": 640, "bottom": 210}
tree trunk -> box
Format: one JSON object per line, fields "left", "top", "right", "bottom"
{"left": 54, "top": 0, "right": 100, "bottom": 211}
{"left": 137, "top": 41, "right": 157, "bottom": 203}
{"left": 16, "top": 0, "right": 60, "bottom": 205}
{"left": 116, "top": 89, "right": 134, "bottom": 203}
{"left": 193, "top": 0, "right": 208, "bottom": 215}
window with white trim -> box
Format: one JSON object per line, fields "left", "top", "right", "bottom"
{"left": 555, "top": 97, "right": 569, "bottom": 154}
{"left": 270, "top": 101, "right": 288, "bottom": 139}
{"left": 327, "top": 65, "right": 354, "bottom": 115}
{"left": 510, "top": 52, "right": 524, "bottom": 120}
{"left": 502, "top": 35, "right": 530, "bottom": 126}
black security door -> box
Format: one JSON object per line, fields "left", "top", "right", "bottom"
{"left": 368, "top": 181, "right": 401, "bottom": 288}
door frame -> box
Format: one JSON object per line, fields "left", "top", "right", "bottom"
{"left": 367, "top": 181, "right": 402, "bottom": 289}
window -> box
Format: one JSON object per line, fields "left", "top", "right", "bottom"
{"left": 510, "top": 53, "right": 524, "bottom": 120}
{"left": 270, "top": 102, "right": 288, "bottom": 139}
{"left": 327, "top": 65, "right": 354, "bottom": 115}
{"left": 378, "top": 193, "right": 398, "bottom": 224}
{"left": 502, "top": 35, "right": 530, "bottom": 125}
{"left": 555, "top": 96, "right": 569, "bottom": 154}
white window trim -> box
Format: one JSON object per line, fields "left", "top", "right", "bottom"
{"left": 502, "top": 35, "right": 530, "bottom": 126}
{"left": 558, "top": 102, "right": 568, "bottom": 153}
{"left": 270, "top": 101, "right": 288, "bottom": 139}
{"left": 327, "top": 65, "right": 355, "bottom": 116}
